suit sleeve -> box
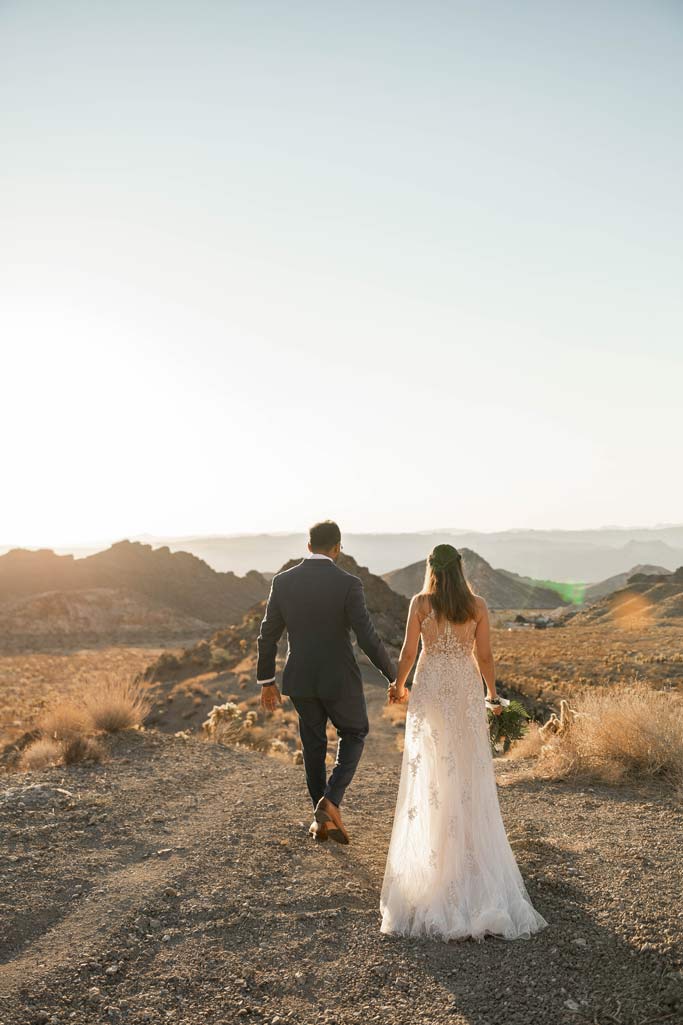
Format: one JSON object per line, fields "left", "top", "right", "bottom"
{"left": 344, "top": 577, "right": 397, "bottom": 683}
{"left": 256, "top": 579, "right": 286, "bottom": 685}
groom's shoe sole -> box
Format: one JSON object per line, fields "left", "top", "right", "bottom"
{"left": 314, "top": 799, "right": 350, "bottom": 845}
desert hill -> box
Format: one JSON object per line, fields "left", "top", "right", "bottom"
{"left": 383, "top": 549, "right": 567, "bottom": 609}
{"left": 583, "top": 564, "right": 670, "bottom": 603}
{"left": 0, "top": 588, "right": 208, "bottom": 652}
{"left": 574, "top": 567, "right": 683, "bottom": 625}
{"left": 0, "top": 541, "right": 269, "bottom": 627}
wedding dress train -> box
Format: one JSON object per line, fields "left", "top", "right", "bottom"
{"left": 380, "top": 607, "right": 548, "bottom": 942}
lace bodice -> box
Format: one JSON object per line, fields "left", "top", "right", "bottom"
{"left": 418, "top": 606, "right": 478, "bottom": 661}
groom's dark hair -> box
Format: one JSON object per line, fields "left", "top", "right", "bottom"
{"left": 309, "top": 520, "right": 341, "bottom": 552}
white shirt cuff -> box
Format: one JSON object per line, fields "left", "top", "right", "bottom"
{"left": 257, "top": 678, "right": 276, "bottom": 685}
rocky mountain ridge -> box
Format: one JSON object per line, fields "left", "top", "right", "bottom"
{"left": 0, "top": 541, "right": 269, "bottom": 638}
{"left": 383, "top": 549, "right": 567, "bottom": 609}
{"left": 574, "top": 567, "right": 683, "bottom": 625}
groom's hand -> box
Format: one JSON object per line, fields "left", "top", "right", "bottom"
{"left": 260, "top": 683, "right": 282, "bottom": 714}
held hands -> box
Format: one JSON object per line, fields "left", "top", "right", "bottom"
{"left": 388, "top": 682, "right": 409, "bottom": 705}
{"left": 260, "top": 683, "right": 282, "bottom": 714}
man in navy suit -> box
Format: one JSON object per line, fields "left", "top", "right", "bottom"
{"left": 257, "top": 520, "right": 396, "bottom": 844}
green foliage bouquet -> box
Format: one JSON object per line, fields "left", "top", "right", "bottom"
{"left": 487, "top": 698, "right": 530, "bottom": 755}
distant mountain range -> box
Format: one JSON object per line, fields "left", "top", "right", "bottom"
{"left": 0, "top": 541, "right": 269, "bottom": 648}
{"left": 383, "top": 549, "right": 567, "bottom": 609}
{"left": 78, "top": 526, "right": 683, "bottom": 581}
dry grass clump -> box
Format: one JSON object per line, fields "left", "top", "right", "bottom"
{"left": 61, "top": 735, "right": 104, "bottom": 765}
{"left": 506, "top": 721, "right": 544, "bottom": 760}
{"left": 38, "top": 702, "right": 92, "bottom": 741}
{"left": 83, "top": 676, "right": 151, "bottom": 733}
{"left": 515, "top": 684, "right": 683, "bottom": 786}
{"left": 20, "top": 738, "right": 63, "bottom": 771}
{"left": 20, "top": 732, "right": 104, "bottom": 771}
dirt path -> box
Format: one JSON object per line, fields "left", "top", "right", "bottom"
{"left": 1, "top": 672, "right": 682, "bottom": 1025}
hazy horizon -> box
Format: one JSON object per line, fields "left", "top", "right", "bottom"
{"left": 3, "top": 1, "right": 682, "bottom": 545}
{"left": 3, "top": 520, "right": 683, "bottom": 554}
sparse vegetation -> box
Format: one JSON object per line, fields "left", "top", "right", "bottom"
{"left": 20, "top": 738, "right": 63, "bottom": 771}
{"left": 83, "top": 676, "right": 151, "bottom": 733}
{"left": 512, "top": 684, "right": 683, "bottom": 787}
{"left": 38, "top": 701, "right": 92, "bottom": 741}
{"left": 202, "top": 700, "right": 302, "bottom": 759}
{"left": 61, "top": 734, "right": 104, "bottom": 765}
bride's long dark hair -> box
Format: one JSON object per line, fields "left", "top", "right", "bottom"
{"left": 422, "top": 544, "right": 477, "bottom": 623}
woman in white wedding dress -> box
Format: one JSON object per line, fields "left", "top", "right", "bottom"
{"left": 380, "top": 544, "right": 548, "bottom": 942}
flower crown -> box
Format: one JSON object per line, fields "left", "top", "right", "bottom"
{"left": 428, "top": 544, "right": 461, "bottom": 573}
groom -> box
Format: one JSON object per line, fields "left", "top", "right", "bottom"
{"left": 257, "top": 520, "right": 397, "bottom": 844}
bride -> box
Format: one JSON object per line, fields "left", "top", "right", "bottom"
{"left": 380, "top": 544, "right": 548, "bottom": 942}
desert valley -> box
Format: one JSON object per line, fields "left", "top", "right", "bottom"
{"left": 1, "top": 532, "right": 682, "bottom": 1025}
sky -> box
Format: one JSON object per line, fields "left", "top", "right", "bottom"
{"left": 1, "top": 0, "right": 682, "bottom": 547}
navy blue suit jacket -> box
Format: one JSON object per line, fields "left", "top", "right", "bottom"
{"left": 256, "top": 558, "right": 396, "bottom": 700}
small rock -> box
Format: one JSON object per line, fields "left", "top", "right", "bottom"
{"left": 87, "top": 987, "right": 102, "bottom": 1003}
{"left": 571, "top": 937, "right": 588, "bottom": 947}
{"left": 105, "top": 964, "right": 119, "bottom": 975}
{"left": 564, "top": 999, "right": 580, "bottom": 1012}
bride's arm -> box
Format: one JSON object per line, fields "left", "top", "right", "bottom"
{"left": 390, "top": 596, "right": 422, "bottom": 701}
{"left": 474, "top": 597, "right": 498, "bottom": 702}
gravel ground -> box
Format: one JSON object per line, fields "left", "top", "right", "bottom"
{"left": 1, "top": 673, "right": 682, "bottom": 1025}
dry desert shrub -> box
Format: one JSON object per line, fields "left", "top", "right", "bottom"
{"left": 506, "top": 721, "right": 544, "bottom": 760}
{"left": 61, "top": 734, "right": 104, "bottom": 765}
{"left": 202, "top": 701, "right": 300, "bottom": 757}
{"left": 38, "top": 701, "right": 92, "bottom": 741}
{"left": 519, "top": 684, "right": 683, "bottom": 786}
{"left": 83, "top": 676, "right": 151, "bottom": 733}
{"left": 21, "top": 738, "right": 63, "bottom": 771}
{"left": 202, "top": 701, "right": 245, "bottom": 743}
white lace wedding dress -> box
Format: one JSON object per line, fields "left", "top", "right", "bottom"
{"left": 380, "top": 605, "right": 548, "bottom": 942}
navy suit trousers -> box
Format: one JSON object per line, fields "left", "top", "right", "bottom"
{"left": 290, "top": 690, "right": 369, "bottom": 808}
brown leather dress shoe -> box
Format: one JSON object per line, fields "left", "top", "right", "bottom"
{"left": 314, "top": 797, "right": 350, "bottom": 845}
